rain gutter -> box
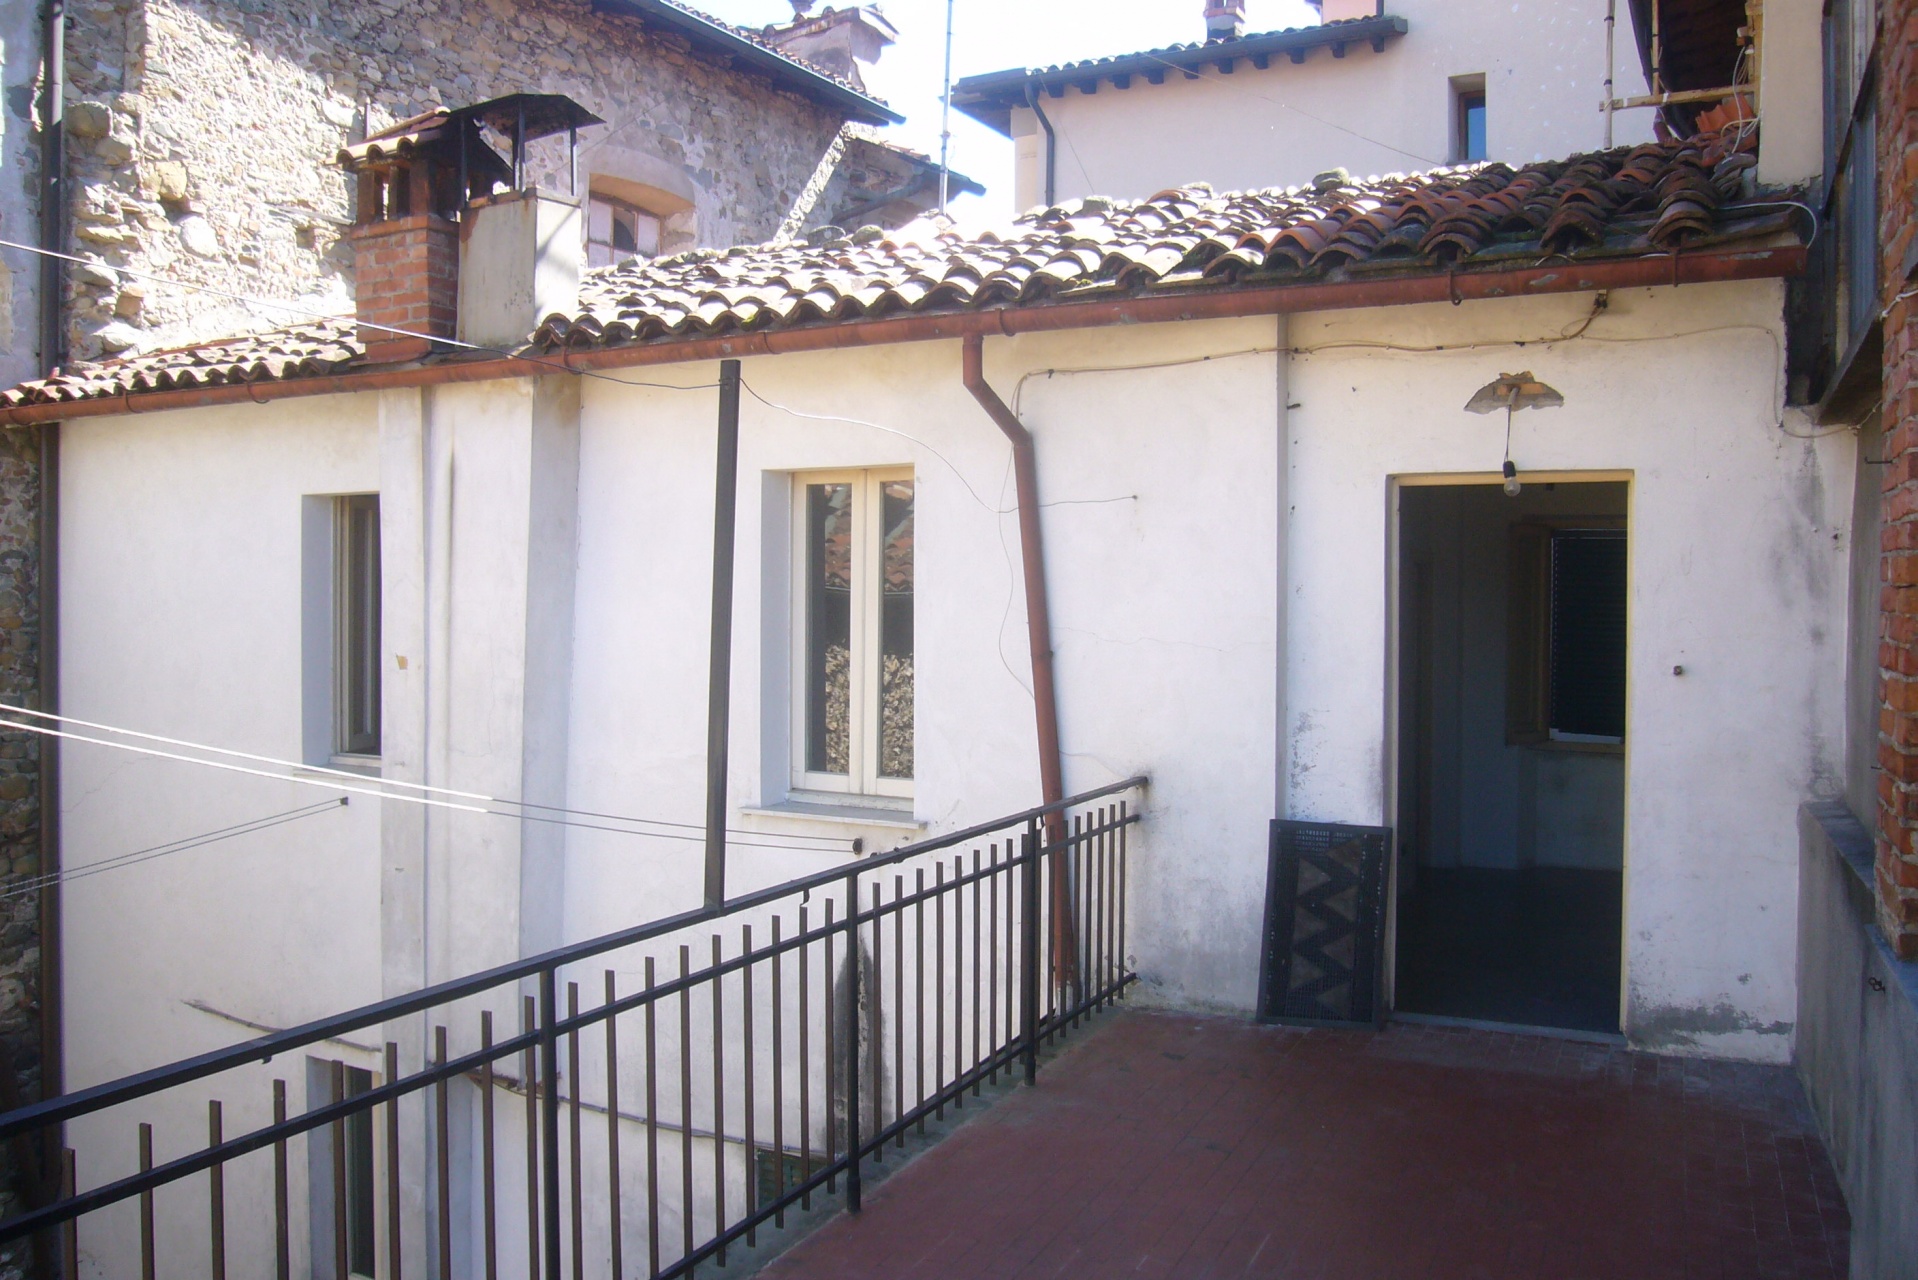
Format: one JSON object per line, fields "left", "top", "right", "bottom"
{"left": 0, "top": 243, "right": 1806, "bottom": 427}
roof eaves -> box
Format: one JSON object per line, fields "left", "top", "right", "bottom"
{"left": 589, "top": 0, "right": 903, "bottom": 125}
{"left": 951, "top": 15, "right": 1408, "bottom": 135}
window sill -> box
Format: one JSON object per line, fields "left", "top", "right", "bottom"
{"left": 739, "top": 800, "right": 925, "bottom": 832}
{"left": 324, "top": 754, "right": 383, "bottom": 777}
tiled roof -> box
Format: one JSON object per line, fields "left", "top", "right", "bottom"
{"left": 2, "top": 138, "right": 1788, "bottom": 411}
{"left": 951, "top": 16, "right": 1408, "bottom": 133}
{"left": 533, "top": 137, "right": 1773, "bottom": 349}
{"left": 4, "top": 319, "right": 362, "bottom": 408}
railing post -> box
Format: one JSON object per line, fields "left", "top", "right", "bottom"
{"left": 539, "top": 969, "right": 562, "bottom": 1280}
{"left": 843, "top": 868, "right": 862, "bottom": 1213}
{"left": 1021, "top": 816, "right": 1041, "bottom": 1086}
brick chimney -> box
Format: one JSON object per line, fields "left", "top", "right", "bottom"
{"left": 337, "top": 94, "right": 600, "bottom": 362}
{"left": 338, "top": 111, "right": 474, "bottom": 363}
{"left": 1204, "top": 0, "right": 1246, "bottom": 41}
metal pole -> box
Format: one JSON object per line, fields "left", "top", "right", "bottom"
{"left": 842, "top": 870, "right": 862, "bottom": 1212}
{"left": 704, "top": 360, "right": 742, "bottom": 908}
{"left": 938, "top": 0, "right": 955, "bottom": 214}
{"left": 1021, "top": 818, "right": 1040, "bottom": 1086}
{"left": 1603, "top": 0, "right": 1616, "bottom": 147}
{"left": 539, "top": 970, "right": 562, "bottom": 1280}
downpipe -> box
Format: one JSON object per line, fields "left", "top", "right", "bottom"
{"left": 960, "top": 335, "right": 1077, "bottom": 993}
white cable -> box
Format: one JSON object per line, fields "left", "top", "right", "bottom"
{"left": 0, "top": 702, "right": 842, "bottom": 843}
{"left": 0, "top": 718, "right": 846, "bottom": 854}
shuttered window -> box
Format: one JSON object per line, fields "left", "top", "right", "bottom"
{"left": 1507, "top": 524, "right": 1626, "bottom": 746}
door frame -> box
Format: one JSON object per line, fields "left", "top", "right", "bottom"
{"left": 1383, "top": 470, "right": 1635, "bottom": 1031}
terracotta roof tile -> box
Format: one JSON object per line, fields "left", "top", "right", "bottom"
{"left": 3, "top": 137, "right": 1797, "bottom": 412}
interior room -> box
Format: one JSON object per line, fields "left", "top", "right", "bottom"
{"left": 1394, "top": 479, "right": 1628, "bottom": 1035}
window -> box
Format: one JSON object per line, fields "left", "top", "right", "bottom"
{"left": 1452, "top": 76, "right": 1487, "bottom": 163}
{"left": 586, "top": 193, "right": 662, "bottom": 268}
{"left": 793, "top": 470, "right": 914, "bottom": 801}
{"left": 1507, "top": 523, "right": 1626, "bottom": 746}
{"left": 342, "top": 1066, "right": 376, "bottom": 1278}
{"left": 307, "top": 1060, "right": 377, "bottom": 1279}
{"left": 335, "top": 495, "right": 381, "bottom": 757}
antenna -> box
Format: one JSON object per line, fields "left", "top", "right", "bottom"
{"left": 939, "top": 0, "right": 956, "bottom": 214}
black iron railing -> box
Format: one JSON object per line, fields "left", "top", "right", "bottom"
{"left": 0, "top": 777, "right": 1144, "bottom": 1280}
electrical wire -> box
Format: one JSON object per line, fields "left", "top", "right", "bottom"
{"left": 0, "top": 703, "right": 845, "bottom": 844}
{"left": 0, "top": 797, "right": 349, "bottom": 900}
{"left": 0, "top": 718, "right": 851, "bottom": 854}
{"left": 0, "top": 236, "right": 720, "bottom": 397}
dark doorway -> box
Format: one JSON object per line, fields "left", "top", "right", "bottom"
{"left": 1394, "top": 481, "right": 1626, "bottom": 1035}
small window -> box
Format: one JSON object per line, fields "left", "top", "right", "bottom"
{"left": 335, "top": 495, "right": 381, "bottom": 757}
{"left": 342, "top": 1066, "right": 377, "bottom": 1278}
{"left": 586, "top": 193, "right": 662, "bottom": 268}
{"left": 793, "top": 470, "right": 914, "bottom": 801}
{"left": 1507, "top": 524, "right": 1626, "bottom": 746}
{"left": 1453, "top": 77, "right": 1487, "bottom": 163}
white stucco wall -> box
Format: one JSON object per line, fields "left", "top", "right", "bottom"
{"left": 1285, "top": 279, "right": 1851, "bottom": 1060}
{"left": 59, "top": 393, "right": 385, "bottom": 1277}
{"left": 1006, "top": 0, "right": 1656, "bottom": 209}
{"left": 563, "top": 323, "right": 1283, "bottom": 1012}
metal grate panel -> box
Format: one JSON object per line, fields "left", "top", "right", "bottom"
{"left": 1257, "top": 819, "right": 1391, "bottom": 1028}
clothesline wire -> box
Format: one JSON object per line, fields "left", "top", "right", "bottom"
{"left": 0, "top": 703, "right": 845, "bottom": 845}
{"left": 0, "top": 718, "right": 850, "bottom": 855}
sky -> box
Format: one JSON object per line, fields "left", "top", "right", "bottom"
{"left": 693, "top": 0, "right": 1324, "bottom": 218}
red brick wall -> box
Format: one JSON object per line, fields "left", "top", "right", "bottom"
{"left": 347, "top": 215, "right": 458, "bottom": 363}
{"left": 1876, "top": 0, "right": 1918, "bottom": 959}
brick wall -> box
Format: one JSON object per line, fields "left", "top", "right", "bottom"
{"left": 348, "top": 215, "right": 457, "bottom": 363}
{"left": 1876, "top": 0, "right": 1918, "bottom": 959}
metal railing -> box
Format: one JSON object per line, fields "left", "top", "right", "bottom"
{"left": 0, "top": 777, "right": 1144, "bottom": 1279}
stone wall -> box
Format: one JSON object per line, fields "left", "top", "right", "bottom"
{"left": 1877, "top": 0, "right": 1918, "bottom": 960}
{"left": 59, "top": 0, "right": 853, "bottom": 362}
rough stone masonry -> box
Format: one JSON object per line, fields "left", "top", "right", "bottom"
{"left": 1876, "top": 0, "right": 1918, "bottom": 959}
{"left": 57, "top": 0, "right": 859, "bottom": 363}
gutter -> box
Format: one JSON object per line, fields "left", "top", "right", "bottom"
{"left": 0, "top": 244, "right": 1806, "bottom": 427}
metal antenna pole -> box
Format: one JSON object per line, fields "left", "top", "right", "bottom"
{"left": 939, "top": 0, "right": 956, "bottom": 214}
{"left": 1603, "top": 0, "right": 1616, "bottom": 148}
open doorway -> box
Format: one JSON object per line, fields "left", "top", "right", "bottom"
{"left": 1395, "top": 480, "right": 1627, "bottom": 1035}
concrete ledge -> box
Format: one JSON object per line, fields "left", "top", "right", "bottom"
{"left": 1797, "top": 801, "right": 1918, "bottom": 1279}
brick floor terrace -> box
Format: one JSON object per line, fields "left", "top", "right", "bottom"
{"left": 762, "top": 1010, "right": 1848, "bottom": 1280}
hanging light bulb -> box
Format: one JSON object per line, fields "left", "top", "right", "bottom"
{"left": 1465, "top": 371, "right": 1564, "bottom": 500}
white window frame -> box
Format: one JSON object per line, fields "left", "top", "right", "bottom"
{"left": 789, "top": 468, "right": 914, "bottom": 805}
{"left": 333, "top": 493, "right": 381, "bottom": 760}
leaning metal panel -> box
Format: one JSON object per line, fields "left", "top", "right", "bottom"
{"left": 1257, "top": 819, "right": 1391, "bottom": 1029}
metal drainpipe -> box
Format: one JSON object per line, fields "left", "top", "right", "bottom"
{"left": 1023, "top": 84, "right": 1057, "bottom": 207}
{"left": 960, "top": 334, "right": 1076, "bottom": 986}
{"left": 34, "top": 0, "right": 67, "bottom": 1251}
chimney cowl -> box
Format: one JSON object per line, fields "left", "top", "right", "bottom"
{"left": 1204, "top": 0, "right": 1246, "bottom": 41}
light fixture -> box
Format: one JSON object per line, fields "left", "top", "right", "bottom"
{"left": 1465, "top": 371, "right": 1565, "bottom": 497}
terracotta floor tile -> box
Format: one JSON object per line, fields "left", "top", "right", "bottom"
{"left": 758, "top": 1011, "right": 1849, "bottom": 1280}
